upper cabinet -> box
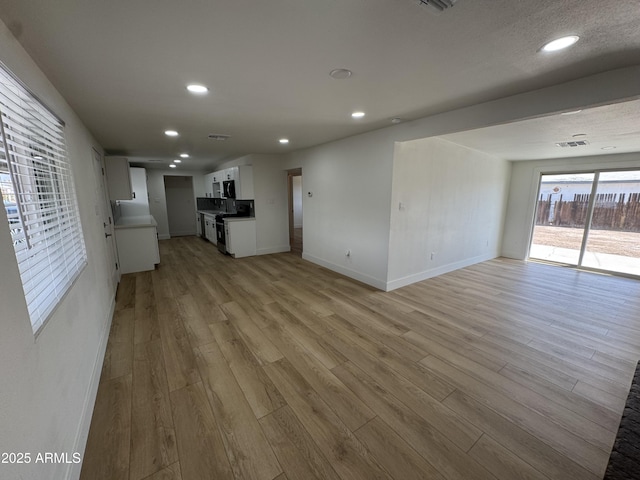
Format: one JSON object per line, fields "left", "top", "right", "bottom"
{"left": 204, "top": 165, "right": 254, "bottom": 200}
{"left": 234, "top": 165, "right": 254, "bottom": 200}
{"left": 105, "top": 156, "right": 133, "bottom": 200}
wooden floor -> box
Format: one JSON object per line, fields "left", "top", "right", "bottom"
{"left": 80, "top": 236, "right": 640, "bottom": 480}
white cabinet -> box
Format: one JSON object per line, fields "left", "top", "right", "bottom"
{"left": 119, "top": 167, "right": 150, "bottom": 217}
{"left": 235, "top": 165, "right": 254, "bottom": 200}
{"left": 114, "top": 216, "right": 160, "bottom": 274}
{"left": 224, "top": 218, "right": 256, "bottom": 258}
{"left": 196, "top": 213, "right": 202, "bottom": 236}
{"left": 203, "top": 173, "right": 215, "bottom": 198}
{"left": 204, "top": 214, "right": 216, "bottom": 244}
{"left": 204, "top": 165, "right": 254, "bottom": 200}
{"left": 105, "top": 156, "right": 133, "bottom": 200}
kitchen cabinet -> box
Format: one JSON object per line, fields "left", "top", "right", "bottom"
{"left": 235, "top": 165, "right": 254, "bottom": 199}
{"left": 118, "top": 167, "right": 150, "bottom": 217}
{"left": 114, "top": 215, "right": 160, "bottom": 274}
{"left": 196, "top": 213, "right": 202, "bottom": 236}
{"left": 203, "top": 173, "right": 215, "bottom": 198}
{"left": 105, "top": 156, "right": 133, "bottom": 200}
{"left": 204, "top": 214, "right": 216, "bottom": 244}
{"left": 224, "top": 218, "right": 256, "bottom": 258}
{"left": 204, "top": 165, "right": 254, "bottom": 200}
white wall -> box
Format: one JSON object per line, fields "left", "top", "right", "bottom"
{"left": 145, "top": 169, "right": 205, "bottom": 240}
{"left": 502, "top": 152, "right": 640, "bottom": 259}
{"left": 0, "top": 19, "right": 115, "bottom": 480}
{"left": 292, "top": 175, "right": 303, "bottom": 228}
{"left": 284, "top": 131, "right": 396, "bottom": 289}
{"left": 388, "top": 137, "right": 510, "bottom": 290}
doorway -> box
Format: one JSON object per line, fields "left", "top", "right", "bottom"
{"left": 287, "top": 168, "right": 302, "bottom": 256}
{"left": 164, "top": 176, "right": 196, "bottom": 237}
{"left": 529, "top": 169, "right": 640, "bottom": 276}
{"left": 92, "top": 148, "right": 120, "bottom": 289}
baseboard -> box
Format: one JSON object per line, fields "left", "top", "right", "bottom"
{"left": 385, "top": 252, "right": 498, "bottom": 291}
{"left": 302, "top": 252, "right": 387, "bottom": 290}
{"left": 257, "top": 245, "right": 291, "bottom": 255}
{"left": 66, "top": 295, "right": 115, "bottom": 480}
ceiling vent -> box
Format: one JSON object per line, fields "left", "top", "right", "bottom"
{"left": 556, "top": 140, "right": 590, "bottom": 148}
{"left": 417, "top": 0, "right": 458, "bottom": 13}
{"left": 208, "top": 134, "right": 231, "bottom": 141}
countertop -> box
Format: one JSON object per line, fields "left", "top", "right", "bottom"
{"left": 114, "top": 215, "right": 157, "bottom": 229}
{"left": 198, "top": 209, "right": 225, "bottom": 216}
{"left": 224, "top": 217, "right": 256, "bottom": 223}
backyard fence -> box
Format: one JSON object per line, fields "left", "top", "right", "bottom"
{"left": 536, "top": 192, "right": 640, "bottom": 231}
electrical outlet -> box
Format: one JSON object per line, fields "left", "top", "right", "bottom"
{"left": 345, "top": 249, "right": 351, "bottom": 257}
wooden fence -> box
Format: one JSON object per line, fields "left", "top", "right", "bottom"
{"left": 536, "top": 192, "right": 640, "bottom": 231}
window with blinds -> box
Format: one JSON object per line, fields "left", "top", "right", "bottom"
{"left": 0, "top": 64, "right": 87, "bottom": 334}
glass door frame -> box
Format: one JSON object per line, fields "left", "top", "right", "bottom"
{"left": 528, "top": 167, "right": 640, "bottom": 279}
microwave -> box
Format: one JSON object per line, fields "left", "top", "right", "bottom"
{"left": 222, "top": 180, "right": 236, "bottom": 199}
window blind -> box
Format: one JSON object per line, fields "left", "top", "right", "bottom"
{"left": 0, "top": 65, "right": 87, "bottom": 334}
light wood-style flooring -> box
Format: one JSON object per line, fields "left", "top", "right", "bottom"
{"left": 80, "top": 236, "right": 640, "bottom": 480}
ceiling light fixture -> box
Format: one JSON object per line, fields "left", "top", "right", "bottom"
{"left": 572, "top": 133, "right": 587, "bottom": 138}
{"left": 164, "top": 130, "right": 179, "bottom": 137}
{"left": 352, "top": 111, "right": 365, "bottom": 119}
{"left": 541, "top": 35, "right": 579, "bottom": 52}
{"left": 279, "top": 138, "right": 289, "bottom": 144}
{"left": 601, "top": 146, "right": 617, "bottom": 150}
{"left": 561, "top": 110, "right": 582, "bottom": 116}
{"left": 329, "top": 68, "right": 352, "bottom": 80}
{"left": 391, "top": 117, "right": 403, "bottom": 124}
{"left": 186, "top": 84, "right": 208, "bottom": 94}
{"left": 173, "top": 159, "right": 182, "bottom": 163}
{"left": 179, "top": 153, "right": 189, "bottom": 158}
{"left": 169, "top": 164, "right": 177, "bottom": 168}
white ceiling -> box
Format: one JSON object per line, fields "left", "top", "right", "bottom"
{"left": 0, "top": 0, "right": 639, "bottom": 170}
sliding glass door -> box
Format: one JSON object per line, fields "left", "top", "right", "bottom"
{"left": 581, "top": 170, "right": 640, "bottom": 276}
{"left": 529, "top": 170, "right": 640, "bottom": 277}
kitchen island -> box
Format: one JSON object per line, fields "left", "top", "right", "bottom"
{"left": 114, "top": 214, "right": 160, "bottom": 273}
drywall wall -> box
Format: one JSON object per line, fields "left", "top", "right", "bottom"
{"left": 145, "top": 169, "right": 205, "bottom": 239}
{"left": 502, "top": 152, "right": 640, "bottom": 259}
{"left": 279, "top": 66, "right": 640, "bottom": 290}
{"left": 0, "top": 19, "right": 115, "bottom": 480}
{"left": 388, "top": 137, "right": 510, "bottom": 290}
{"left": 284, "top": 131, "right": 396, "bottom": 289}
{"left": 217, "top": 154, "right": 290, "bottom": 255}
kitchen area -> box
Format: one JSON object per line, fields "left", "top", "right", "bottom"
{"left": 196, "top": 164, "right": 257, "bottom": 258}
{"left": 105, "top": 157, "right": 259, "bottom": 276}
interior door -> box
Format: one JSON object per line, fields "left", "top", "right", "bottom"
{"left": 93, "top": 148, "right": 119, "bottom": 289}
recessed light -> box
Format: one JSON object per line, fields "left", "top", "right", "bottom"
{"left": 391, "top": 117, "right": 402, "bottom": 124}
{"left": 179, "top": 153, "right": 189, "bottom": 158}
{"left": 561, "top": 110, "right": 582, "bottom": 115}
{"left": 186, "top": 84, "right": 208, "bottom": 94}
{"left": 329, "top": 68, "right": 353, "bottom": 80}
{"left": 173, "top": 159, "right": 182, "bottom": 163}
{"left": 352, "top": 111, "right": 365, "bottom": 119}
{"left": 541, "top": 35, "right": 579, "bottom": 52}
{"left": 169, "top": 164, "right": 177, "bottom": 168}
{"left": 279, "top": 138, "right": 289, "bottom": 144}
{"left": 164, "top": 130, "right": 179, "bottom": 137}
{"left": 601, "top": 146, "right": 617, "bottom": 150}
{"left": 572, "top": 133, "right": 587, "bottom": 138}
